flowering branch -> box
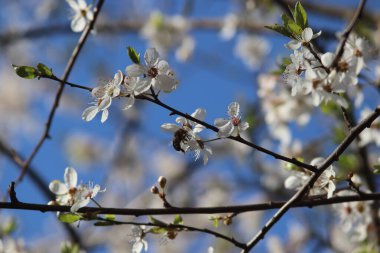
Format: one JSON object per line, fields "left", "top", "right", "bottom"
{"left": 242, "top": 104, "right": 380, "bottom": 252}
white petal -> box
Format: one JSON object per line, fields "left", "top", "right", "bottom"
{"left": 286, "top": 40, "right": 301, "bottom": 50}
{"left": 101, "top": 109, "right": 109, "bottom": 123}
{"left": 327, "top": 182, "right": 336, "bottom": 198}
{"left": 191, "top": 108, "right": 206, "bottom": 121}
{"left": 77, "top": 0, "right": 87, "bottom": 9}
{"left": 126, "top": 64, "right": 146, "bottom": 77}
{"left": 302, "top": 27, "right": 313, "bottom": 42}
{"left": 49, "top": 180, "right": 68, "bottom": 195}
{"left": 114, "top": 70, "right": 124, "bottom": 85}
{"left": 228, "top": 102, "right": 240, "bottom": 117}
{"left": 98, "top": 96, "right": 111, "bottom": 110}
{"left": 144, "top": 48, "right": 160, "bottom": 67}
{"left": 133, "top": 78, "right": 151, "bottom": 95}
{"left": 155, "top": 74, "right": 178, "bottom": 93}
{"left": 64, "top": 167, "right": 77, "bottom": 188}
{"left": 284, "top": 175, "right": 300, "bottom": 189}
{"left": 157, "top": 60, "right": 169, "bottom": 73}
{"left": 70, "top": 198, "right": 90, "bottom": 212}
{"left": 161, "top": 123, "right": 180, "bottom": 133}
{"left": 321, "top": 52, "right": 335, "bottom": 68}
{"left": 123, "top": 96, "right": 135, "bottom": 110}
{"left": 132, "top": 241, "right": 144, "bottom": 253}
{"left": 82, "top": 106, "right": 99, "bottom": 122}
{"left": 312, "top": 30, "right": 322, "bottom": 39}
{"left": 91, "top": 184, "right": 101, "bottom": 198}
{"left": 71, "top": 16, "right": 86, "bottom": 32}
{"left": 310, "top": 157, "right": 324, "bottom": 166}
{"left": 239, "top": 121, "right": 249, "bottom": 131}
{"left": 193, "top": 124, "right": 205, "bottom": 133}
{"left": 66, "top": 0, "right": 80, "bottom": 10}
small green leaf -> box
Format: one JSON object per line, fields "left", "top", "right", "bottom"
{"left": 294, "top": 2, "right": 308, "bottom": 29}
{"left": 58, "top": 213, "right": 81, "bottom": 223}
{"left": 282, "top": 14, "right": 302, "bottom": 37}
{"left": 94, "top": 221, "right": 114, "bottom": 226}
{"left": 127, "top": 46, "right": 140, "bottom": 64}
{"left": 12, "top": 65, "right": 37, "bottom": 79}
{"left": 61, "top": 242, "right": 80, "bottom": 253}
{"left": 104, "top": 214, "right": 115, "bottom": 221}
{"left": 37, "top": 63, "right": 53, "bottom": 77}
{"left": 149, "top": 227, "right": 168, "bottom": 234}
{"left": 265, "top": 24, "right": 292, "bottom": 38}
{"left": 149, "top": 216, "right": 168, "bottom": 226}
{"left": 173, "top": 215, "right": 183, "bottom": 225}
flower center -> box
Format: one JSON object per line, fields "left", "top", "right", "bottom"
{"left": 148, "top": 67, "right": 158, "bottom": 78}
{"left": 337, "top": 60, "right": 349, "bottom": 72}
{"left": 231, "top": 117, "right": 240, "bottom": 126}
{"left": 80, "top": 9, "right": 87, "bottom": 18}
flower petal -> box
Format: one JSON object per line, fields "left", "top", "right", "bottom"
{"left": 144, "top": 48, "right": 160, "bottom": 67}
{"left": 123, "top": 96, "right": 135, "bottom": 110}
{"left": 161, "top": 123, "right": 180, "bottom": 133}
{"left": 64, "top": 167, "right": 78, "bottom": 188}
{"left": 49, "top": 180, "right": 68, "bottom": 195}
{"left": 302, "top": 27, "right": 313, "bottom": 42}
{"left": 82, "top": 106, "right": 99, "bottom": 122}
{"left": 321, "top": 52, "right": 335, "bottom": 68}
{"left": 228, "top": 102, "right": 240, "bottom": 117}
{"left": 71, "top": 16, "right": 86, "bottom": 32}
{"left": 191, "top": 108, "right": 206, "bottom": 121}
{"left": 101, "top": 109, "right": 109, "bottom": 123}
{"left": 126, "top": 64, "right": 146, "bottom": 77}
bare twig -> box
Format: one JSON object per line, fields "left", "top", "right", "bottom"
{"left": 14, "top": 0, "right": 105, "bottom": 184}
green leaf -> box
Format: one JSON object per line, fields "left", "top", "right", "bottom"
{"left": 173, "top": 215, "right": 183, "bottom": 225}
{"left": 127, "top": 46, "right": 140, "bottom": 64}
{"left": 149, "top": 227, "right": 168, "bottom": 234}
{"left": 58, "top": 213, "right": 81, "bottom": 223}
{"left": 37, "top": 63, "right": 53, "bottom": 77}
{"left": 149, "top": 216, "right": 168, "bottom": 226}
{"left": 209, "top": 217, "right": 219, "bottom": 228}
{"left": 294, "top": 2, "right": 308, "bottom": 29}
{"left": 93, "top": 221, "right": 114, "bottom": 226}
{"left": 104, "top": 214, "right": 115, "bottom": 221}
{"left": 282, "top": 14, "right": 302, "bottom": 37}
{"left": 12, "top": 65, "right": 37, "bottom": 79}
{"left": 265, "top": 24, "right": 292, "bottom": 38}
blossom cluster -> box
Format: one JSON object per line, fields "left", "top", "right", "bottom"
{"left": 284, "top": 28, "right": 369, "bottom": 109}
{"left": 48, "top": 167, "right": 104, "bottom": 212}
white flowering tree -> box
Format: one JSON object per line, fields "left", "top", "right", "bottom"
{"left": 0, "top": 0, "right": 379, "bottom": 252}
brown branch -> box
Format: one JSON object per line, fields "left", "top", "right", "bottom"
{"left": 331, "top": 0, "right": 367, "bottom": 68}
{"left": 14, "top": 0, "right": 105, "bottom": 184}
{"left": 1, "top": 192, "right": 379, "bottom": 216}
{"left": 242, "top": 105, "right": 380, "bottom": 252}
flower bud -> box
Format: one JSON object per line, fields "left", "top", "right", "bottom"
{"left": 158, "top": 176, "right": 167, "bottom": 189}
{"left": 150, "top": 186, "right": 159, "bottom": 194}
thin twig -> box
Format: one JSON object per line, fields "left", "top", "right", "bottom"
{"left": 242, "top": 105, "right": 380, "bottom": 252}
{"left": 14, "top": 0, "right": 105, "bottom": 184}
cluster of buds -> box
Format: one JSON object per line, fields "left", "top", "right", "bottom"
{"left": 150, "top": 176, "right": 171, "bottom": 208}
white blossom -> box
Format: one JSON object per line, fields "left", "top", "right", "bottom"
{"left": 286, "top": 27, "right": 321, "bottom": 50}
{"left": 122, "top": 76, "right": 151, "bottom": 110}
{"left": 82, "top": 70, "right": 123, "bottom": 123}
{"left": 219, "top": 13, "right": 239, "bottom": 40}
{"left": 130, "top": 226, "right": 148, "bottom": 253}
{"left": 66, "top": 0, "right": 93, "bottom": 32}
{"left": 358, "top": 107, "right": 380, "bottom": 147}
{"left": 126, "top": 48, "right": 179, "bottom": 93}
{"left": 49, "top": 167, "right": 105, "bottom": 212}
{"left": 214, "top": 102, "right": 249, "bottom": 137}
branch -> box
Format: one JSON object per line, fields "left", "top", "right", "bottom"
{"left": 96, "top": 217, "right": 246, "bottom": 249}
{"left": 14, "top": 0, "right": 105, "bottom": 184}
{"left": 1, "top": 192, "right": 379, "bottom": 215}
{"left": 242, "top": 105, "right": 380, "bottom": 252}
{"left": 331, "top": 0, "right": 367, "bottom": 67}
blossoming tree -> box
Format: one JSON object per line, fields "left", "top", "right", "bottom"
{"left": 0, "top": 0, "right": 379, "bottom": 252}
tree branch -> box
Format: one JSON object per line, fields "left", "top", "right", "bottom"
{"left": 242, "top": 104, "right": 380, "bottom": 252}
